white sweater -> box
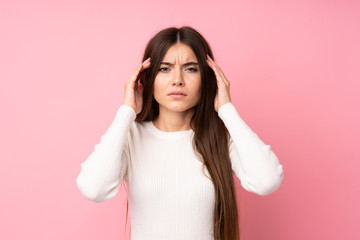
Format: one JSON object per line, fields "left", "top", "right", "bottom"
{"left": 76, "top": 102, "right": 284, "bottom": 240}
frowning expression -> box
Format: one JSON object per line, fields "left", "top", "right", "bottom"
{"left": 153, "top": 43, "right": 201, "bottom": 114}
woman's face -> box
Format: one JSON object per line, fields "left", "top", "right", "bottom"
{"left": 153, "top": 43, "right": 201, "bottom": 114}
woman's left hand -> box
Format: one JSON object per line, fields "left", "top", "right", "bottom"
{"left": 206, "top": 54, "right": 231, "bottom": 112}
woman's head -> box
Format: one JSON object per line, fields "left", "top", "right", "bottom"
{"left": 136, "top": 26, "right": 217, "bottom": 122}
{"left": 153, "top": 42, "right": 201, "bottom": 116}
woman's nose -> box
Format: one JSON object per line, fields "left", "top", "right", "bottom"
{"left": 172, "top": 68, "right": 184, "bottom": 86}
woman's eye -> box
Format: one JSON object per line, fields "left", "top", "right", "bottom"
{"left": 186, "top": 68, "right": 198, "bottom": 72}
{"left": 159, "top": 67, "right": 169, "bottom": 72}
{"left": 158, "top": 67, "right": 198, "bottom": 72}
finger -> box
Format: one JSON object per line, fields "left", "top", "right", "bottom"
{"left": 126, "top": 58, "right": 151, "bottom": 86}
{"left": 140, "top": 58, "right": 151, "bottom": 68}
{"left": 207, "top": 56, "right": 229, "bottom": 85}
{"left": 206, "top": 58, "right": 223, "bottom": 84}
{"left": 138, "top": 58, "right": 151, "bottom": 72}
{"left": 136, "top": 61, "right": 151, "bottom": 85}
{"left": 216, "top": 68, "right": 229, "bottom": 86}
{"left": 137, "top": 59, "right": 151, "bottom": 82}
{"left": 131, "top": 58, "right": 150, "bottom": 78}
{"left": 134, "top": 60, "right": 152, "bottom": 85}
{"left": 214, "top": 66, "right": 229, "bottom": 85}
{"left": 142, "top": 61, "right": 151, "bottom": 69}
{"left": 132, "top": 60, "right": 149, "bottom": 80}
{"left": 207, "top": 55, "right": 220, "bottom": 75}
{"left": 143, "top": 57, "right": 151, "bottom": 63}
{"left": 127, "top": 64, "right": 143, "bottom": 86}
{"left": 207, "top": 55, "right": 223, "bottom": 78}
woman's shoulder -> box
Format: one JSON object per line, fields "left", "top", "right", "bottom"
{"left": 128, "top": 120, "right": 151, "bottom": 137}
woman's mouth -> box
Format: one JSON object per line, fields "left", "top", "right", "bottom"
{"left": 168, "top": 91, "right": 187, "bottom": 98}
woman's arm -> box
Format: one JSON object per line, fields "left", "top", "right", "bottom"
{"left": 218, "top": 102, "right": 284, "bottom": 196}
{"left": 77, "top": 57, "right": 150, "bottom": 202}
{"left": 76, "top": 105, "right": 136, "bottom": 202}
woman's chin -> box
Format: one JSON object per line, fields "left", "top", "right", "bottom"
{"left": 160, "top": 103, "right": 197, "bottom": 114}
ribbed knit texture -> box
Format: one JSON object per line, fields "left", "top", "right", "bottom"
{"left": 76, "top": 102, "right": 284, "bottom": 240}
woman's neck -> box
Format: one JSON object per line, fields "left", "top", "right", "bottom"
{"left": 153, "top": 107, "right": 194, "bottom": 132}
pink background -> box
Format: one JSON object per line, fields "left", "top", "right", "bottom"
{"left": 1, "top": 0, "right": 359, "bottom": 239}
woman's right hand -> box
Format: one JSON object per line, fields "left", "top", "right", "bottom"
{"left": 123, "top": 57, "right": 151, "bottom": 114}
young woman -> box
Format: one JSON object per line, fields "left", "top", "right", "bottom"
{"left": 76, "top": 26, "right": 284, "bottom": 240}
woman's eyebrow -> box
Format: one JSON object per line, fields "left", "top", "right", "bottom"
{"left": 160, "top": 62, "right": 199, "bottom": 66}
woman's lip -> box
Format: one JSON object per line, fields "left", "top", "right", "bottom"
{"left": 168, "top": 92, "right": 186, "bottom": 95}
{"left": 168, "top": 94, "right": 186, "bottom": 98}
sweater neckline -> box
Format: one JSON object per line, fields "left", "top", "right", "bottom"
{"left": 145, "top": 121, "right": 194, "bottom": 138}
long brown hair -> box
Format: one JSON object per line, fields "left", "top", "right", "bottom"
{"left": 124, "top": 26, "right": 240, "bottom": 240}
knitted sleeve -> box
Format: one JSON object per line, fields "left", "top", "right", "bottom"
{"left": 218, "top": 102, "right": 284, "bottom": 196}
{"left": 76, "top": 105, "right": 136, "bottom": 202}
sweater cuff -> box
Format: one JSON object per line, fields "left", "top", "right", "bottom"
{"left": 115, "top": 104, "right": 137, "bottom": 122}
{"left": 218, "top": 102, "right": 233, "bottom": 114}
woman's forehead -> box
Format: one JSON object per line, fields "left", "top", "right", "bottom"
{"left": 162, "top": 43, "right": 198, "bottom": 63}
